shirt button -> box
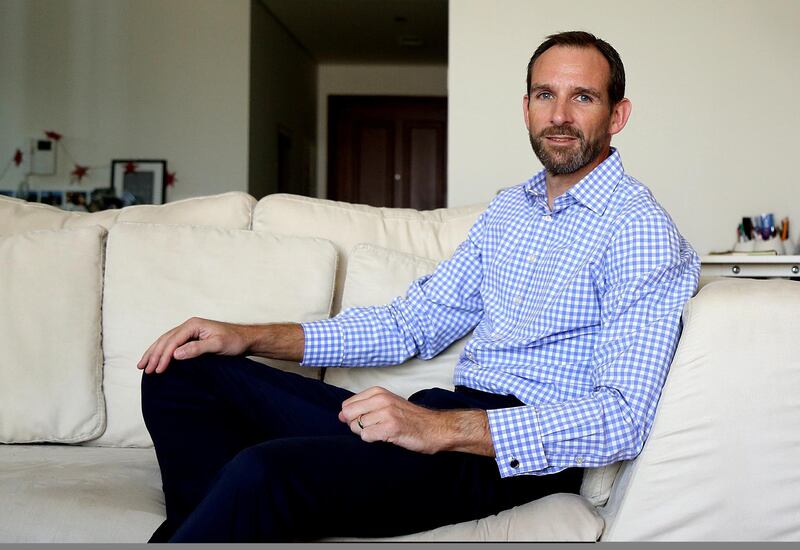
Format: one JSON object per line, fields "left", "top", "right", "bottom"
{"left": 510, "top": 459, "right": 520, "bottom": 468}
{"left": 575, "top": 457, "right": 584, "bottom": 465}
{"left": 466, "top": 351, "right": 474, "bottom": 360}
{"left": 513, "top": 296, "right": 522, "bottom": 305}
{"left": 527, "top": 254, "right": 536, "bottom": 263}
{"left": 543, "top": 215, "right": 552, "bottom": 222}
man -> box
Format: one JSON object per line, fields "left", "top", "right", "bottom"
{"left": 139, "top": 31, "right": 700, "bottom": 542}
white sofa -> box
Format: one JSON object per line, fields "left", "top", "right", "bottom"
{"left": 1, "top": 191, "right": 799, "bottom": 542}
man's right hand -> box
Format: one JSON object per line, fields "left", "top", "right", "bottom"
{"left": 137, "top": 318, "right": 305, "bottom": 374}
{"left": 137, "top": 317, "right": 252, "bottom": 375}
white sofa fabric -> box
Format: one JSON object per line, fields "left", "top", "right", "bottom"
{"left": 0, "top": 226, "right": 106, "bottom": 444}
{"left": 600, "top": 278, "right": 800, "bottom": 541}
{"left": 1, "top": 192, "right": 798, "bottom": 542}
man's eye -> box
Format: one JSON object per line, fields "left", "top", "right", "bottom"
{"left": 576, "top": 94, "right": 592, "bottom": 103}
{"left": 537, "top": 92, "right": 553, "bottom": 100}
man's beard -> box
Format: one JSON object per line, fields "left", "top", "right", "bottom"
{"left": 529, "top": 124, "right": 607, "bottom": 176}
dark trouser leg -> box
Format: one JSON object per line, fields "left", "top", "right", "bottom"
{"left": 140, "top": 355, "right": 354, "bottom": 541}
{"left": 164, "top": 385, "right": 583, "bottom": 542}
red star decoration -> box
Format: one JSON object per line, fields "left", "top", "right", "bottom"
{"left": 124, "top": 161, "right": 137, "bottom": 174}
{"left": 166, "top": 171, "right": 177, "bottom": 187}
{"left": 13, "top": 149, "right": 23, "bottom": 166}
{"left": 71, "top": 164, "right": 89, "bottom": 182}
{"left": 44, "top": 130, "right": 62, "bottom": 141}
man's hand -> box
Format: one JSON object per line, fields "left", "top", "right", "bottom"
{"left": 137, "top": 317, "right": 253, "bottom": 374}
{"left": 137, "top": 319, "right": 304, "bottom": 375}
{"left": 338, "top": 386, "right": 495, "bottom": 456}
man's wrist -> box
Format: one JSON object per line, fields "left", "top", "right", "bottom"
{"left": 440, "top": 409, "right": 494, "bottom": 457}
{"left": 246, "top": 323, "right": 305, "bottom": 362}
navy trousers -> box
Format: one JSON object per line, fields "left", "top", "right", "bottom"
{"left": 140, "top": 355, "right": 582, "bottom": 542}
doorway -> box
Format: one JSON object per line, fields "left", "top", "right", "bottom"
{"left": 327, "top": 95, "right": 447, "bottom": 209}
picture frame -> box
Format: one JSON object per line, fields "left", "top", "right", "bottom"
{"left": 111, "top": 159, "right": 167, "bottom": 205}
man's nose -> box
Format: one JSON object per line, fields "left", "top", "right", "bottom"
{"left": 550, "top": 98, "right": 573, "bottom": 126}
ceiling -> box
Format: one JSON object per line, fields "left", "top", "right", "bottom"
{"left": 260, "top": 0, "right": 448, "bottom": 64}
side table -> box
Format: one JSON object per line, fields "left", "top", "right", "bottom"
{"left": 701, "top": 255, "right": 800, "bottom": 279}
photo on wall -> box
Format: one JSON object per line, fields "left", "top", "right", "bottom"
{"left": 111, "top": 160, "right": 167, "bottom": 205}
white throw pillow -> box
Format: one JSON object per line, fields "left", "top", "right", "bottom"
{"left": 252, "top": 194, "right": 486, "bottom": 315}
{"left": 92, "top": 222, "right": 337, "bottom": 447}
{"left": 324, "top": 244, "right": 467, "bottom": 398}
{"left": 0, "top": 226, "right": 106, "bottom": 443}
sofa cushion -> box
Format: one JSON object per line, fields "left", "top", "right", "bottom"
{"left": 601, "top": 278, "right": 800, "bottom": 541}
{"left": 91, "top": 222, "right": 337, "bottom": 447}
{"left": 0, "top": 191, "right": 255, "bottom": 236}
{"left": 0, "top": 445, "right": 163, "bottom": 542}
{"left": 324, "top": 243, "right": 467, "bottom": 398}
{"left": 252, "top": 194, "right": 485, "bottom": 314}
{"left": 0, "top": 226, "right": 106, "bottom": 443}
{"left": 328, "top": 493, "right": 603, "bottom": 542}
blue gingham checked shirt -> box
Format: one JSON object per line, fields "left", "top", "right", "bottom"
{"left": 301, "top": 149, "right": 700, "bottom": 478}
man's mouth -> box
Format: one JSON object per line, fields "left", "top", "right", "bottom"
{"left": 545, "top": 136, "right": 577, "bottom": 144}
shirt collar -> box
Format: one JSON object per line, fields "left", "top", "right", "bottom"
{"left": 524, "top": 148, "right": 625, "bottom": 215}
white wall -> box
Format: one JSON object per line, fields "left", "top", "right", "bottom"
{"left": 249, "top": 1, "right": 316, "bottom": 199}
{"left": 316, "top": 63, "right": 447, "bottom": 198}
{"left": 0, "top": 0, "right": 250, "bottom": 201}
{"left": 449, "top": 0, "right": 800, "bottom": 255}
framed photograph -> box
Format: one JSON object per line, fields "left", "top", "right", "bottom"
{"left": 111, "top": 159, "right": 167, "bottom": 205}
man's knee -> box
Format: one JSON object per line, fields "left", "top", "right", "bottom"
{"left": 140, "top": 355, "right": 214, "bottom": 416}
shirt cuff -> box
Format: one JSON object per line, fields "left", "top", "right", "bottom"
{"left": 487, "top": 405, "right": 549, "bottom": 477}
{"left": 299, "top": 319, "right": 344, "bottom": 367}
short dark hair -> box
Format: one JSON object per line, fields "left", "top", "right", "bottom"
{"left": 526, "top": 31, "right": 626, "bottom": 106}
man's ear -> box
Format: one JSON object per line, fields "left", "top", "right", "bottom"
{"left": 522, "top": 95, "right": 531, "bottom": 132}
{"left": 609, "top": 98, "right": 632, "bottom": 136}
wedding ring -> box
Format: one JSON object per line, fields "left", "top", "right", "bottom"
{"left": 357, "top": 415, "right": 365, "bottom": 430}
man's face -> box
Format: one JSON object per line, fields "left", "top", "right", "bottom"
{"left": 524, "top": 45, "right": 623, "bottom": 176}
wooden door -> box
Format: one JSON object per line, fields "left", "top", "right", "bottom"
{"left": 328, "top": 96, "right": 447, "bottom": 209}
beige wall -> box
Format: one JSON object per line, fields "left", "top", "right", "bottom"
{"left": 449, "top": 0, "right": 800, "bottom": 255}
{"left": 0, "top": 0, "right": 250, "bottom": 201}
{"left": 316, "top": 63, "right": 447, "bottom": 198}
{"left": 249, "top": 1, "right": 316, "bottom": 200}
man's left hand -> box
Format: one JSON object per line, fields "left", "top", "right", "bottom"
{"left": 338, "top": 386, "right": 495, "bottom": 457}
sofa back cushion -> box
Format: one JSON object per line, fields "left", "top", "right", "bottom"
{"left": 90, "top": 222, "right": 337, "bottom": 447}
{"left": 252, "top": 194, "right": 485, "bottom": 314}
{"left": 0, "top": 226, "right": 106, "bottom": 443}
{"left": 324, "top": 244, "right": 468, "bottom": 398}
{"left": 601, "top": 278, "right": 800, "bottom": 541}
{"left": 0, "top": 192, "right": 255, "bottom": 235}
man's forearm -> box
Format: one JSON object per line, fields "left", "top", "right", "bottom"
{"left": 440, "top": 409, "right": 495, "bottom": 456}
{"left": 245, "top": 322, "right": 305, "bottom": 362}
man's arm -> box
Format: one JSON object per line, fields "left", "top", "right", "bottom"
{"left": 137, "top": 317, "right": 496, "bottom": 456}
{"left": 137, "top": 319, "right": 304, "bottom": 374}
{"left": 487, "top": 210, "right": 700, "bottom": 477}
{"left": 338, "top": 386, "right": 494, "bottom": 455}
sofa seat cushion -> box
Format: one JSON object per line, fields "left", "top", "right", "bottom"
{"left": 601, "top": 279, "right": 800, "bottom": 540}
{"left": 92, "top": 222, "right": 338, "bottom": 447}
{"left": 0, "top": 226, "right": 106, "bottom": 443}
{"left": 252, "top": 194, "right": 486, "bottom": 314}
{"left": 327, "top": 493, "right": 603, "bottom": 542}
{"left": 0, "top": 192, "right": 255, "bottom": 236}
{"left": 0, "top": 445, "right": 163, "bottom": 542}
